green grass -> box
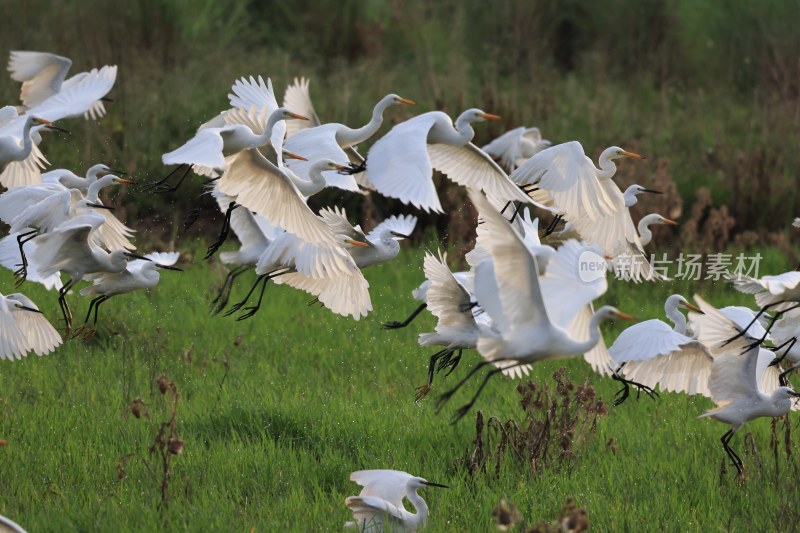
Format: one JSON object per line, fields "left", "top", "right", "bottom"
{"left": 1, "top": 245, "right": 799, "bottom": 531}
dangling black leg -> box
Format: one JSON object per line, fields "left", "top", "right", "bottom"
{"left": 611, "top": 364, "right": 659, "bottom": 406}
{"left": 721, "top": 429, "right": 743, "bottom": 476}
{"left": 723, "top": 301, "right": 788, "bottom": 347}
{"left": 508, "top": 202, "right": 523, "bottom": 224}
{"left": 13, "top": 229, "right": 38, "bottom": 283}
{"left": 543, "top": 214, "right": 563, "bottom": 237}
{"left": 382, "top": 303, "right": 428, "bottom": 330}
{"left": 451, "top": 362, "right": 527, "bottom": 423}
{"left": 499, "top": 201, "right": 513, "bottom": 215}
{"left": 57, "top": 279, "right": 76, "bottom": 338}
{"left": 210, "top": 265, "right": 247, "bottom": 315}
{"left": 205, "top": 202, "right": 239, "bottom": 259}
{"left": 779, "top": 363, "right": 799, "bottom": 387}
{"left": 144, "top": 164, "right": 185, "bottom": 193}
{"left": 180, "top": 206, "right": 203, "bottom": 236}
{"left": 415, "top": 348, "right": 452, "bottom": 402}
{"left": 223, "top": 274, "right": 266, "bottom": 317}
{"left": 768, "top": 336, "right": 798, "bottom": 368}
{"left": 339, "top": 160, "right": 366, "bottom": 175}
{"left": 237, "top": 271, "right": 289, "bottom": 321}
{"left": 436, "top": 360, "right": 492, "bottom": 411}
{"left": 440, "top": 349, "right": 463, "bottom": 377}
{"left": 153, "top": 165, "right": 192, "bottom": 193}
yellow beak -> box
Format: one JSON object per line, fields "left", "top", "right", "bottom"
{"left": 346, "top": 239, "right": 369, "bottom": 247}
{"left": 287, "top": 112, "right": 309, "bottom": 121}
{"left": 621, "top": 150, "right": 646, "bottom": 160}
{"left": 398, "top": 98, "right": 416, "bottom": 105}
{"left": 114, "top": 178, "right": 134, "bottom": 184}
{"left": 661, "top": 218, "right": 678, "bottom": 226}
{"left": 284, "top": 151, "right": 308, "bottom": 161}
{"left": 480, "top": 112, "right": 501, "bottom": 121}
{"left": 331, "top": 163, "right": 350, "bottom": 171}
{"left": 682, "top": 302, "right": 703, "bottom": 313}
{"left": 615, "top": 311, "right": 637, "bottom": 321}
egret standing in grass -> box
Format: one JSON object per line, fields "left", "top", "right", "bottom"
{"left": 344, "top": 469, "right": 447, "bottom": 532}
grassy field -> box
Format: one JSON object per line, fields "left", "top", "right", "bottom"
{"left": 1, "top": 243, "right": 799, "bottom": 531}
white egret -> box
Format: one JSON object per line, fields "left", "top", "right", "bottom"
{"left": 344, "top": 469, "right": 447, "bottom": 532}
{"left": 482, "top": 125, "right": 551, "bottom": 171}
{"left": 364, "top": 108, "right": 541, "bottom": 213}
{"left": 161, "top": 106, "right": 308, "bottom": 180}
{"left": 727, "top": 271, "right": 800, "bottom": 347}
{"left": 0, "top": 112, "right": 61, "bottom": 189}
{"left": 436, "top": 188, "right": 634, "bottom": 421}
{"left": 8, "top": 51, "right": 116, "bottom": 120}
{"left": 692, "top": 295, "right": 800, "bottom": 476}
{"left": 382, "top": 269, "right": 472, "bottom": 330}
{"left": 0, "top": 233, "right": 62, "bottom": 290}
{"left": 31, "top": 213, "right": 149, "bottom": 335}
{"left": 0, "top": 292, "right": 61, "bottom": 361}
{"left": 609, "top": 294, "right": 708, "bottom": 403}
{"left": 319, "top": 207, "right": 417, "bottom": 268}
{"left": 623, "top": 184, "right": 662, "bottom": 207}
{"left": 42, "top": 163, "right": 121, "bottom": 193}
{"left": 76, "top": 252, "right": 181, "bottom": 338}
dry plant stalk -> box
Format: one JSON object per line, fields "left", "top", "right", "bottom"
{"left": 491, "top": 496, "right": 590, "bottom": 532}
{"left": 465, "top": 368, "right": 608, "bottom": 478}
{"left": 148, "top": 374, "right": 185, "bottom": 510}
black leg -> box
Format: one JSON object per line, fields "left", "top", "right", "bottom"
{"left": 414, "top": 348, "right": 452, "bottom": 403}
{"left": 451, "top": 362, "right": 527, "bottom": 423}
{"left": 436, "top": 360, "right": 493, "bottom": 411}
{"left": 144, "top": 164, "right": 186, "bottom": 193}
{"left": 13, "top": 230, "right": 38, "bottom": 283}
{"left": 611, "top": 364, "right": 659, "bottom": 406}
{"left": 499, "top": 201, "right": 513, "bottom": 215}
{"left": 769, "top": 336, "right": 798, "bottom": 368}
{"left": 382, "top": 303, "right": 428, "bottom": 330}
{"left": 508, "top": 202, "right": 523, "bottom": 224}
{"left": 723, "top": 301, "right": 788, "bottom": 347}
{"left": 210, "top": 265, "right": 247, "bottom": 315}
{"left": 236, "top": 275, "right": 271, "bottom": 321}
{"left": 543, "top": 214, "right": 563, "bottom": 237}
{"left": 205, "top": 202, "right": 239, "bottom": 259}
{"left": 439, "top": 348, "right": 463, "bottom": 377}
{"left": 180, "top": 206, "right": 203, "bottom": 235}
{"left": 57, "top": 279, "right": 76, "bottom": 337}
{"left": 721, "top": 429, "right": 743, "bottom": 476}
{"left": 223, "top": 274, "right": 266, "bottom": 317}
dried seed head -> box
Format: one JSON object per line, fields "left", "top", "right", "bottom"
{"left": 157, "top": 374, "right": 171, "bottom": 394}
{"left": 168, "top": 437, "right": 184, "bottom": 455}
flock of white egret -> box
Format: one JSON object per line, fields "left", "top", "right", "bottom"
{"left": 1, "top": 51, "right": 799, "bottom": 531}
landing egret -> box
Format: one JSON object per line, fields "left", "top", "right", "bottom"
{"left": 692, "top": 295, "right": 800, "bottom": 476}
{"left": 76, "top": 252, "right": 181, "bottom": 338}
{"left": 344, "top": 469, "right": 447, "bottom": 532}
{"left": 31, "top": 214, "right": 148, "bottom": 335}
{"left": 482, "top": 126, "right": 551, "bottom": 171}
{"left": 0, "top": 292, "right": 61, "bottom": 360}
{"left": 437, "top": 188, "right": 634, "bottom": 421}
{"left": 364, "top": 108, "right": 541, "bottom": 213}
{"left": 610, "top": 294, "right": 708, "bottom": 403}
{"left": 8, "top": 51, "right": 116, "bottom": 120}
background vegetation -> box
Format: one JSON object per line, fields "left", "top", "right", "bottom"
{"left": 1, "top": 0, "right": 799, "bottom": 250}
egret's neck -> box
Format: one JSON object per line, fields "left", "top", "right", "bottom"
{"left": 339, "top": 97, "right": 394, "bottom": 147}
{"left": 260, "top": 115, "right": 285, "bottom": 146}
{"left": 623, "top": 186, "right": 639, "bottom": 208}
{"left": 286, "top": 166, "right": 325, "bottom": 198}
{"left": 20, "top": 118, "right": 35, "bottom": 159}
{"left": 597, "top": 149, "right": 618, "bottom": 180}
{"left": 664, "top": 301, "right": 687, "bottom": 334}
{"left": 406, "top": 488, "right": 429, "bottom": 529}
{"left": 638, "top": 218, "right": 654, "bottom": 246}
{"left": 573, "top": 311, "right": 606, "bottom": 354}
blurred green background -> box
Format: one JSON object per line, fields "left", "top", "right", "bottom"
{"left": 1, "top": 0, "right": 798, "bottom": 251}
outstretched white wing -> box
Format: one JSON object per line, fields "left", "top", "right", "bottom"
{"left": 423, "top": 250, "right": 476, "bottom": 332}
{"left": 228, "top": 76, "right": 284, "bottom": 150}
{"left": 365, "top": 112, "right": 442, "bottom": 212}
{"left": 428, "top": 142, "right": 543, "bottom": 209}
{"left": 7, "top": 293, "right": 61, "bottom": 356}
{"left": 27, "top": 65, "right": 116, "bottom": 122}
{"left": 8, "top": 51, "right": 72, "bottom": 107}
{"left": 282, "top": 77, "right": 321, "bottom": 137}
{"left": 510, "top": 141, "right": 617, "bottom": 221}
{"left": 366, "top": 214, "right": 417, "bottom": 243}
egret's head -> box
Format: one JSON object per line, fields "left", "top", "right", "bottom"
{"left": 773, "top": 386, "right": 800, "bottom": 400}
{"left": 461, "top": 108, "right": 501, "bottom": 124}
{"left": 608, "top": 146, "right": 646, "bottom": 160}
{"left": 409, "top": 477, "right": 449, "bottom": 490}
{"left": 666, "top": 294, "right": 702, "bottom": 314}
{"left": 630, "top": 184, "right": 663, "bottom": 196}
{"left": 276, "top": 107, "right": 309, "bottom": 122}
{"left": 385, "top": 94, "right": 416, "bottom": 106}
{"left": 596, "top": 306, "right": 637, "bottom": 322}
{"left": 323, "top": 160, "right": 350, "bottom": 172}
